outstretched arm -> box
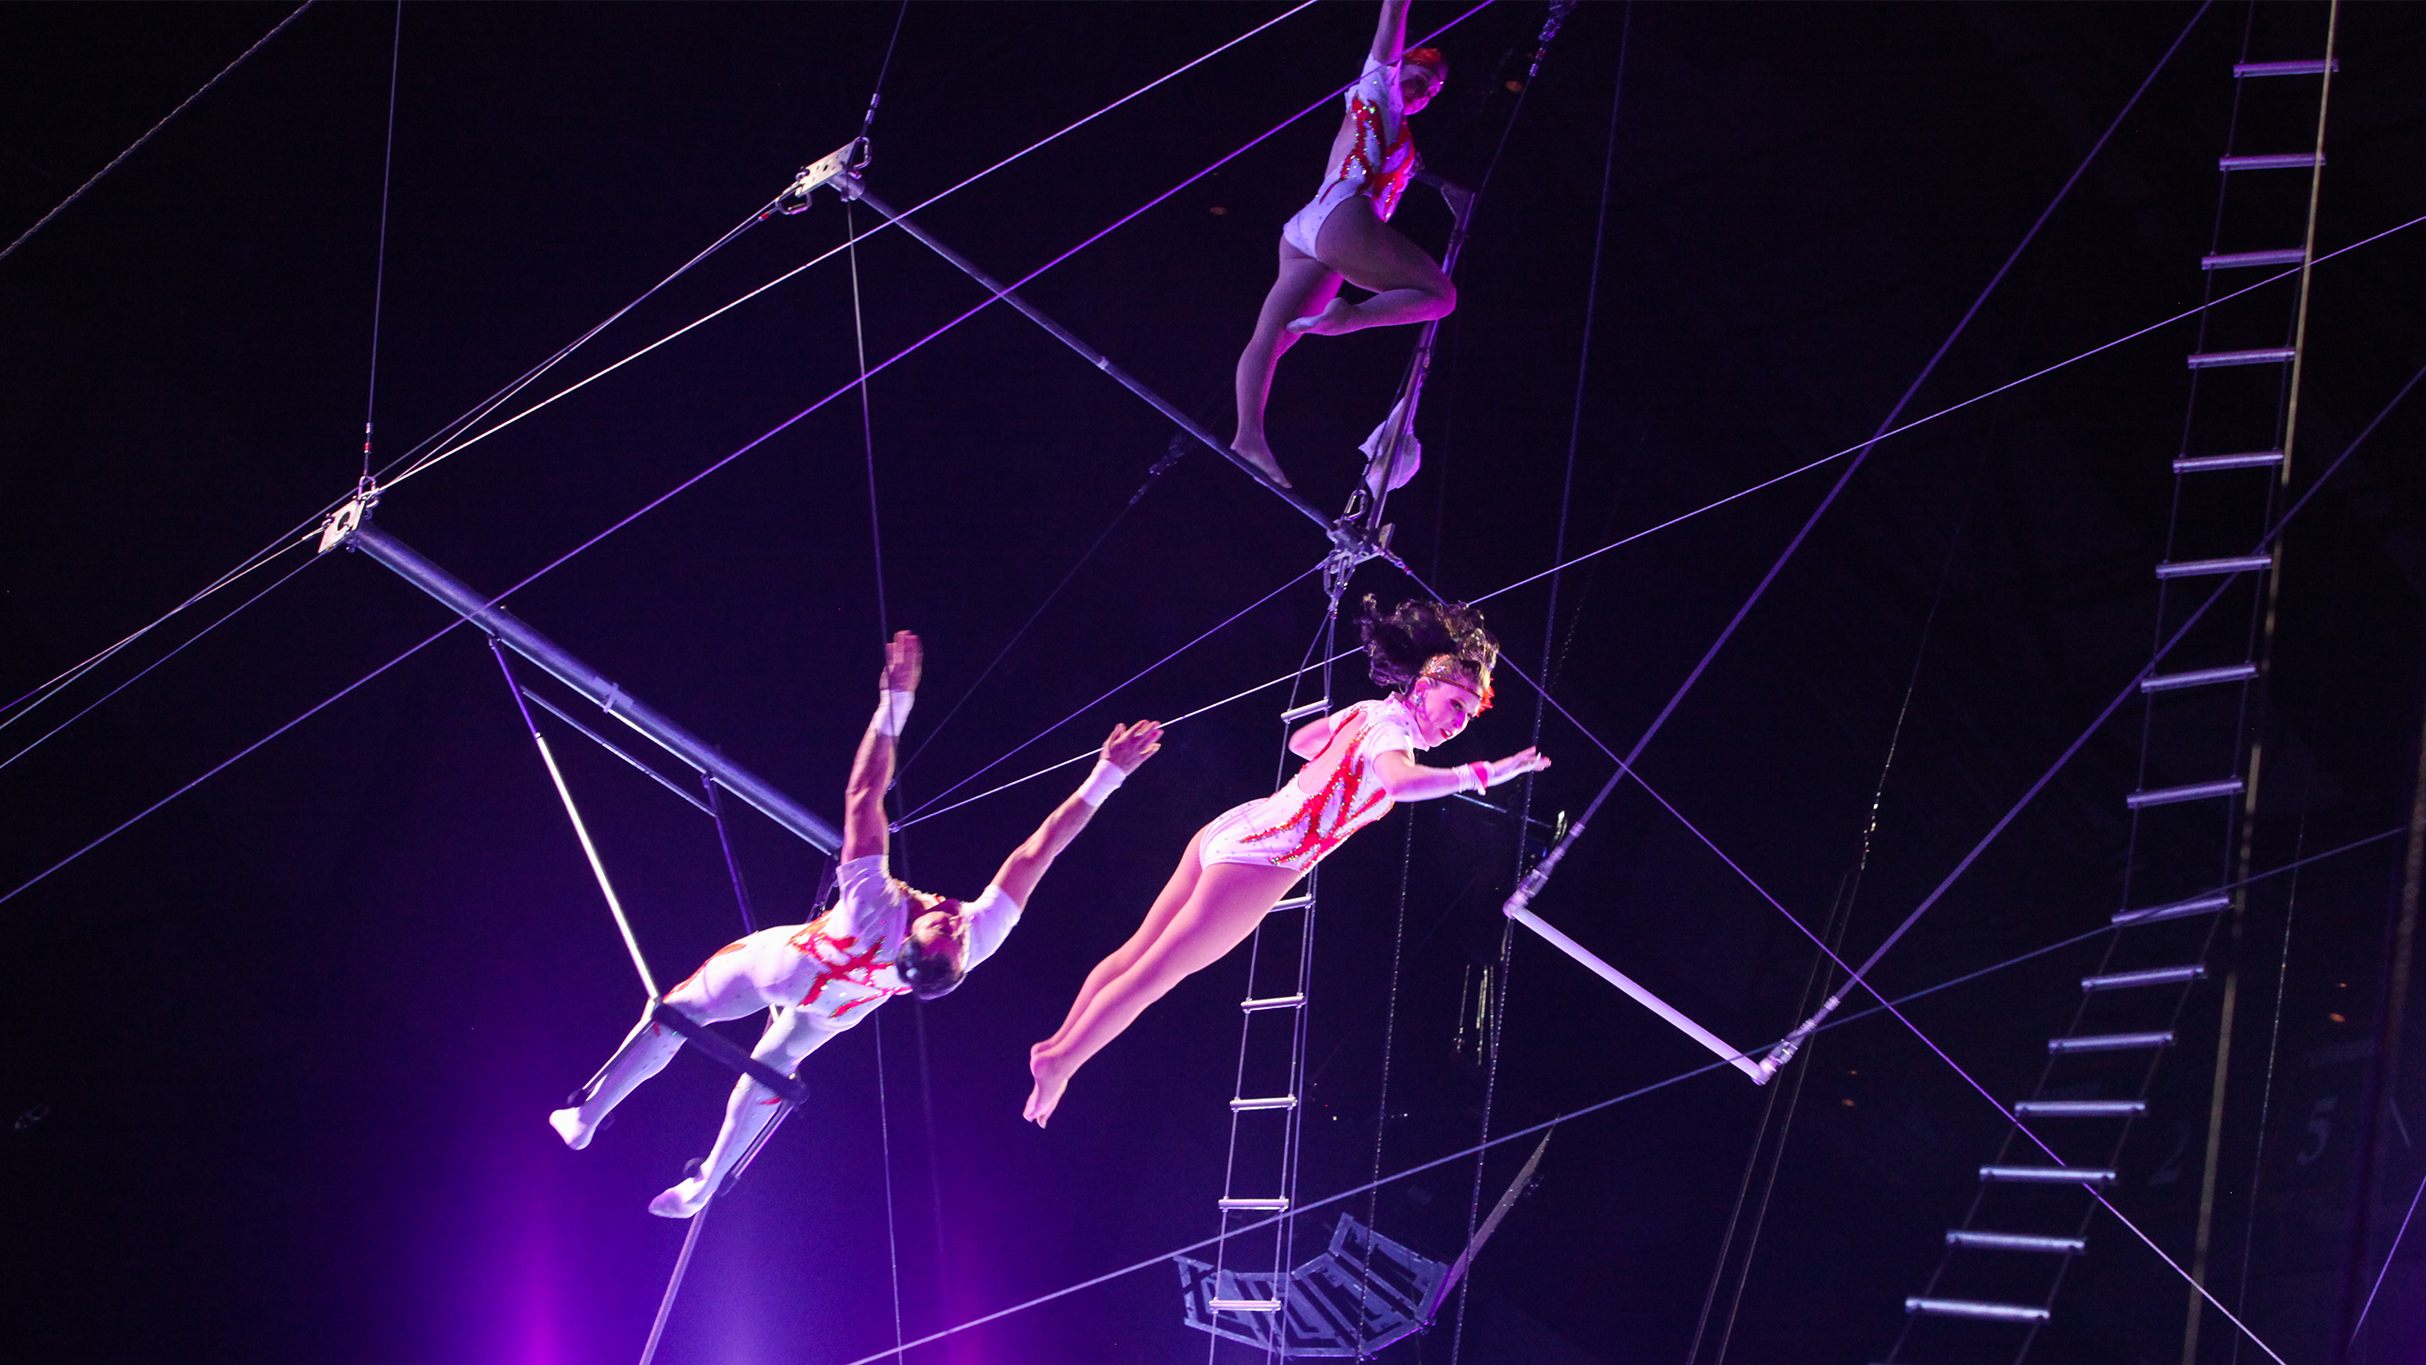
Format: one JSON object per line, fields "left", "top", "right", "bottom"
{"left": 1369, "top": 0, "right": 1413, "bottom": 66}
{"left": 1371, "top": 746, "right": 1550, "bottom": 802}
{"left": 840, "top": 630, "right": 921, "bottom": 863}
{"left": 991, "top": 720, "right": 1163, "bottom": 908}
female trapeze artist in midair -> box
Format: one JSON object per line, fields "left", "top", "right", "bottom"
{"left": 550, "top": 630, "right": 1162, "bottom": 1216}
{"left": 1229, "top": 0, "right": 1454, "bottom": 491}
{"left": 1024, "top": 598, "right": 1548, "bottom": 1127}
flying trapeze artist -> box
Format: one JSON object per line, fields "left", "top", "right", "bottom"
{"left": 1024, "top": 598, "right": 1547, "bottom": 1127}
{"left": 1229, "top": 0, "right": 1454, "bottom": 491}
{"left": 551, "top": 630, "right": 1162, "bottom": 1215}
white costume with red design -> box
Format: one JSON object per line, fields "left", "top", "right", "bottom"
{"left": 1279, "top": 54, "right": 1421, "bottom": 257}
{"left": 549, "top": 855, "right": 1018, "bottom": 1216}
{"left": 1199, "top": 696, "right": 1427, "bottom": 872}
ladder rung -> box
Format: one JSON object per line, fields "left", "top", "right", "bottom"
{"left": 1280, "top": 698, "right": 1330, "bottom": 724}
{"left": 1207, "top": 1299, "right": 1284, "bottom": 1313}
{"left": 1219, "top": 1197, "right": 1290, "bottom": 1211}
{"left": 2084, "top": 964, "right": 2206, "bottom": 992}
{"left": 2219, "top": 152, "right": 2323, "bottom": 172}
{"left": 1268, "top": 894, "right": 1313, "bottom": 914}
{"left": 2142, "top": 663, "right": 2257, "bottom": 692}
{"left": 2156, "top": 554, "right": 2272, "bottom": 578}
{"left": 2201, "top": 249, "right": 2307, "bottom": 271}
{"left": 1241, "top": 993, "right": 1306, "bottom": 1012}
{"left": 2174, "top": 450, "right": 2282, "bottom": 472}
{"left": 2050, "top": 1030, "right": 2174, "bottom": 1055}
{"left": 1982, "top": 1165, "right": 2116, "bottom": 1185}
{"left": 2126, "top": 779, "right": 2244, "bottom": 809}
{"left": 2187, "top": 347, "right": 2296, "bottom": 369}
{"left": 2114, "top": 892, "right": 2231, "bottom": 925}
{"left": 2234, "top": 58, "right": 2336, "bottom": 77}
{"left": 1905, "top": 1297, "right": 2051, "bottom": 1323}
{"left": 2016, "top": 1099, "right": 2146, "bottom": 1118}
{"left": 1947, "top": 1229, "right": 2087, "bottom": 1255}
{"left": 1230, "top": 1095, "right": 1299, "bottom": 1112}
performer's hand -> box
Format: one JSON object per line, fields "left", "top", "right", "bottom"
{"left": 882, "top": 630, "right": 922, "bottom": 694}
{"left": 1489, "top": 748, "right": 1550, "bottom": 785}
{"left": 1103, "top": 720, "right": 1163, "bottom": 774}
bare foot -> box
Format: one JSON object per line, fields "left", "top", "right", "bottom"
{"left": 1283, "top": 295, "right": 1356, "bottom": 337}
{"left": 1228, "top": 436, "right": 1292, "bottom": 490}
{"left": 1025, "top": 1042, "right": 1073, "bottom": 1128}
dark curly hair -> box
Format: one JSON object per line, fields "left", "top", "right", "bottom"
{"left": 1357, "top": 596, "right": 1498, "bottom": 694}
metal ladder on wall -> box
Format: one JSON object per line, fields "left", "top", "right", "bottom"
{"left": 1886, "top": 12, "right": 2337, "bottom": 1360}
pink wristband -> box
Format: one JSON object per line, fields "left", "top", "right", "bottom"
{"left": 1466, "top": 760, "right": 1491, "bottom": 792}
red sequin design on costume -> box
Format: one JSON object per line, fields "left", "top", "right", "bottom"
{"left": 784, "top": 917, "right": 907, "bottom": 1019}
{"left": 1335, "top": 87, "right": 1416, "bottom": 220}
{"left": 1238, "top": 716, "right": 1395, "bottom": 869}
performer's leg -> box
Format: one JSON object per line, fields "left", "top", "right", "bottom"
{"left": 1024, "top": 860, "right": 1302, "bottom": 1126}
{"left": 549, "top": 934, "right": 772, "bottom": 1150}
{"left": 650, "top": 1007, "right": 827, "bottom": 1219}
{"left": 1231, "top": 242, "right": 1344, "bottom": 488}
{"left": 1289, "top": 196, "right": 1455, "bottom": 337}
{"left": 1036, "top": 825, "right": 1212, "bottom": 1054}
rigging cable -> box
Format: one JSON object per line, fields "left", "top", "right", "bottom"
{"left": 359, "top": 0, "right": 402, "bottom": 486}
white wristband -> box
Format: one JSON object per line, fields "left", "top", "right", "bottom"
{"left": 875, "top": 689, "right": 915, "bottom": 737}
{"left": 1077, "top": 757, "right": 1128, "bottom": 806}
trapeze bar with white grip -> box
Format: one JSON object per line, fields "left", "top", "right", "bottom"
{"left": 1503, "top": 900, "right": 1768, "bottom": 1084}
{"left": 318, "top": 497, "right": 844, "bottom": 853}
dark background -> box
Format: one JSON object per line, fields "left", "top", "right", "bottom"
{"left": 5, "top": 3, "right": 2425, "bottom": 1363}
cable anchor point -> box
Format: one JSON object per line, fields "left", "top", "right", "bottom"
{"left": 317, "top": 482, "right": 380, "bottom": 555}
{"left": 1755, "top": 991, "right": 1843, "bottom": 1083}
{"left": 1321, "top": 517, "right": 1392, "bottom": 610}
{"left": 775, "top": 139, "right": 867, "bottom": 216}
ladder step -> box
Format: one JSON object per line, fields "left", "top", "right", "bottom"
{"left": 1230, "top": 1095, "right": 1299, "bottom": 1112}
{"left": 1905, "top": 1297, "right": 2051, "bottom": 1323}
{"left": 1981, "top": 1165, "right": 2117, "bottom": 1186}
{"left": 2234, "top": 58, "right": 2336, "bottom": 77}
{"left": 1207, "top": 1299, "right": 1284, "bottom": 1313}
{"left": 1219, "top": 1197, "right": 1290, "bottom": 1211}
{"left": 2114, "top": 891, "right": 2232, "bottom": 925}
{"left": 2084, "top": 964, "right": 2206, "bottom": 992}
{"left": 2173, "top": 451, "right": 2282, "bottom": 473}
{"left": 1268, "top": 894, "right": 1313, "bottom": 914}
{"left": 2187, "top": 347, "right": 2296, "bottom": 369}
{"left": 2016, "top": 1099, "right": 2146, "bottom": 1118}
{"left": 1947, "top": 1229, "right": 2087, "bottom": 1255}
{"left": 2050, "top": 1030, "right": 2174, "bottom": 1055}
{"left": 2156, "top": 554, "right": 2272, "bottom": 578}
{"left": 2126, "top": 779, "right": 2244, "bottom": 809}
{"left": 1241, "top": 993, "right": 1307, "bottom": 1012}
{"left": 2142, "top": 663, "right": 2257, "bottom": 692}
{"left": 1279, "top": 698, "right": 1330, "bottom": 724}
{"left": 2200, "top": 249, "right": 2306, "bottom": 271}
{"left": 2219, "top": 152, "right": 2323, "bottom": 172}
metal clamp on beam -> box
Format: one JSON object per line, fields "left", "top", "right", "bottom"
{"left": 776, "top": 140, "right": 865, "bottom": 215}
{"left": 649, "top": 1001, "right": 810, "bottom": 1108}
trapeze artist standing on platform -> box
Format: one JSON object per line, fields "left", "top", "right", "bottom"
{"left": 550, "top": 630, "right": 1162, "bottom": 1216}
{"left": 1230, "top": 0, "right": 1454, "bottom": 490}
{"left": 1024, "top": 598, "right": 1546, "bottom": 1127}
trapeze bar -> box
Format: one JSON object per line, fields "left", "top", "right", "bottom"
{"left": 1279, "top": 698, "right": 1331, "bottom": 724}
{"left": 2219, "top": 152, "right": 2323, "bottom": 172}
{"left": 2174, "top": 451, "right": 2283, "bottom": 473}
{"left": 2048, "top": 1030, "right": 2173, "bottom": 1054}
{"left": 2142, "top": 662, "right": 2257, "bottom": 691}
{"left": 1230, "top": 1095, "right": 1299, "bottom": 1112}
{"left": 2200, "top": 249, "right": 2305, "bottom": 271}
{"left": 1504, "top": 904, "right": 1768, "bottom": 1084}
{"left": 323, "top": 507, "right": 842, "bottom": 853}
{"left": 830, "top": 177, "right": 1335, "bottom": 532}
{"left": 2234, "top": 58, "right": 2336, "bottom": 77}
{"left": 2083, "top": 964, "right": 2206, "bottom": 992}
{"left": 1905, "top": 1297, "right": 2051, "bottom": 1323}
{"left": 1240, "top": 994, "right": 1306, "bottom": 1012}
{"left": 1946, "top": 1230, "right": 2086, "bottom": 1255}
{"left": 2015, "top": 1099, "right": 2145, "bottom": 1117}
{"left": 1220, "top": 1197, "right": 1291, "bottom": 1211}
{"left": 2187, "top": 347, "right": 2296, "bottom": 369}
{"left": 2112, "top": 891, "right": 2231, "bottom": 925}
{"left": 2126, "top": 778, "right": 2245, "bottom": 808}
{"left": 1206, "top": 1299, "right": 1284, "bottom": 1314}
{"left": 648, "top": 1001, "right": 811, "bottom": 1107}
{"left": 2156, "top": 554, "right": 2272, "bottom": 579}
{"left": 1269, "top": 893, "right": 1315, "bottom": 914}
{"left": 1981, "top": 1165, "right": 2116, "bottom": 1185}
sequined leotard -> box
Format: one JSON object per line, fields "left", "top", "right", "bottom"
{"left": 1198, "top": 696, "right": 1428, "bottom": 873}
{"left": 1278, "top": 54, "right": 1420, "bottom": 258}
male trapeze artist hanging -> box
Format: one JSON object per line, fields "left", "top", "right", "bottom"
{"left": 552, "top": 630, "right": 1161, "bottom": 1216}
